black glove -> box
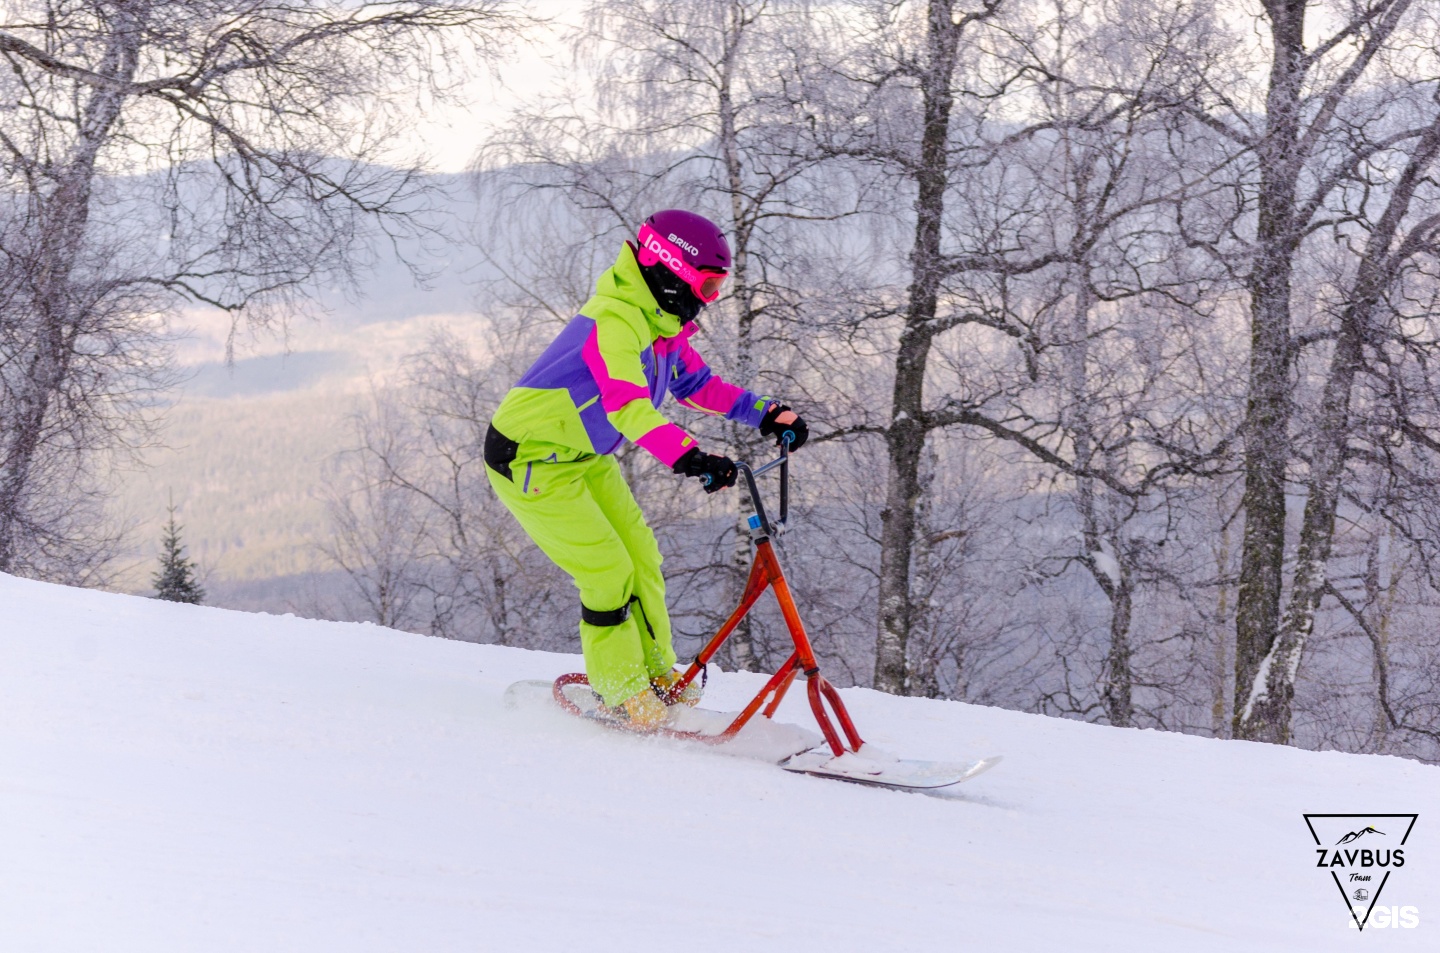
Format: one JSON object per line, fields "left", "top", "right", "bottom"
{"left": 760, "top": 403, "right": 809, "bottom": 451}
{"left": 672, "top": 447, "right": 738, "bottom": 494}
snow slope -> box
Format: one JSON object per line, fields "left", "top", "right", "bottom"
{"left": 2, "top": 573, "right": 1434, "bottom": 952}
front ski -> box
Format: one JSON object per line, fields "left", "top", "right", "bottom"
{"left": 781, "top": 745, "right": 1002, "bottom": 790}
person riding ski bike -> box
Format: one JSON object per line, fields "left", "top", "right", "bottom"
{"left": 484, "top": 209, "right": 809, "bottom": 729}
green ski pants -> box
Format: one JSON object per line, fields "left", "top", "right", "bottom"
{"left": 486, "top": 453, "right": 676, "bottom": 705}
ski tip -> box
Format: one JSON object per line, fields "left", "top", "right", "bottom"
{"left": 961, "top": 756, "right": 1003, "bottom": 782}
{"left": 502, "top": 679, "right": 556, "bottom": 710}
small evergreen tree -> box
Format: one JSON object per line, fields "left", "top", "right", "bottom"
{"left": 153, "top": 499, "right": 204, "bottom": 604}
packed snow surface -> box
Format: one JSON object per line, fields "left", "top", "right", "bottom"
{"left": 1, "top": 573, "right": 1434, "bottom": 951}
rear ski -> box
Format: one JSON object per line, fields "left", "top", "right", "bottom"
{"left": 507, "top": 676, "right": 821, "bottom": 764}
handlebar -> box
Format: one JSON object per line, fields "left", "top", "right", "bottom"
{"left": 693, "top": 435, "right": 793, "bottom": 538}
{"left": 738, "top": 435, "right": 791, "bottom": 539}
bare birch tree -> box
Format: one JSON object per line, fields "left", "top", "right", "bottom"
{"left": 798, "top": 0, "right": 1229, "bottom": 699}
{"left": 0, "top": 0, "right": 521, "bottom": 579}
{"left": 322, "top": 330, "right": 570, "bottom": 643}
{"left": 1180, "top": 0, "right": 1440, "bottom": 743}
{"left": 322, "top": 392, "right": 435, "bottom": 631}
{"left": 1241, "top": 93, "right": 1440, "bottom": 742}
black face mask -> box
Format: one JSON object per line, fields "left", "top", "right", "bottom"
{"left": 639, "top": 260, "right": 704, "bottom": 322}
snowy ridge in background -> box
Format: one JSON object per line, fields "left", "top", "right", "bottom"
{"left": 1, "top": 573, "right": 1433, "bottom": 951}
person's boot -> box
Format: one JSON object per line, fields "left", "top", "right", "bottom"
{"left": 651, "top": 669, "right": 702, "bottom": 708}
{"left": 618, "top": 687, "right": 668, "bottom": 729}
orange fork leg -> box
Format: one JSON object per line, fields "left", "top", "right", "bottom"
{"left": 717, "top": 653, "right": 799, "bottom": 740}
{"left": 667, "top": 536, "right": 867, "bottom": 758}
{"left": 670, "top": 548, "right": 774, "bottom": 697}
{"left": 763, "top": 539, "right": 865, "bottom": 757}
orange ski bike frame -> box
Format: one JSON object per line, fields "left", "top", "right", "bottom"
{"left": 553, "top": 440, "right": 865, "bottom": 758}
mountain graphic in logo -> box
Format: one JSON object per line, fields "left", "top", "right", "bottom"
{"left": 1336, "top": 826, "right": 1386, "bottom": 845}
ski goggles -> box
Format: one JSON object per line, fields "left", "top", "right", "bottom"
{"left": 637, "top": 223, "right": 728, "bottom": 303}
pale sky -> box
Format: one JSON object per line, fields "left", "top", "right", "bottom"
{"left": 405, "top": 0, "right": 589, "bottom": 173}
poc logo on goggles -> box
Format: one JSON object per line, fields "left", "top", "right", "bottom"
{"left": 638, "top": 224, "right": 727, "bottom": 303}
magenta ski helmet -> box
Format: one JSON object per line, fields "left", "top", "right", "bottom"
{"left": 636, "top": 210, "right": 730, "bottom": 314}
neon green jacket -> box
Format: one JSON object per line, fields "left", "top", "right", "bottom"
{"left": 490, "top": 242, "right": 769, "bottom": 480}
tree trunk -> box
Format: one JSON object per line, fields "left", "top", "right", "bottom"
{"left": 1363, "top": 530, "right": 1395, "bottom": 752}
{"left": 1240, "top": 288, "right": 1363, "bottom": 741}
{"left": 1060, "top": 265, "right": 1136, "bottom": 726}
{"left": 717, "top": 3, "right": 763, "bottom": 671}
{"left": 1212, "top": 516, "right": 1233, "bottom": 738}
{"left": 873, "top": 0, "right": 961, "bottom": 694}
{"left": 875, "top": 327, "right": 932, "bottom": 693}
{"left": 907, "top": 441, "right": 943, "bottom": 698}
{"left": 0, "top": 17, "right": 139, "bottom": 571}
{"left": 1233, "top": 0, "right": 1306, "bottom": 741}
{"left": 1240, "top": 116, "right": 1440, "bottom": 740}
{"left": 1100, "top": 564, "right": 1135, "bottom": 727}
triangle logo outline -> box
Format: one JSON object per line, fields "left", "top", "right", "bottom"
{"left": 1303, "top": 813, "right": 1418, "bottom": 931}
